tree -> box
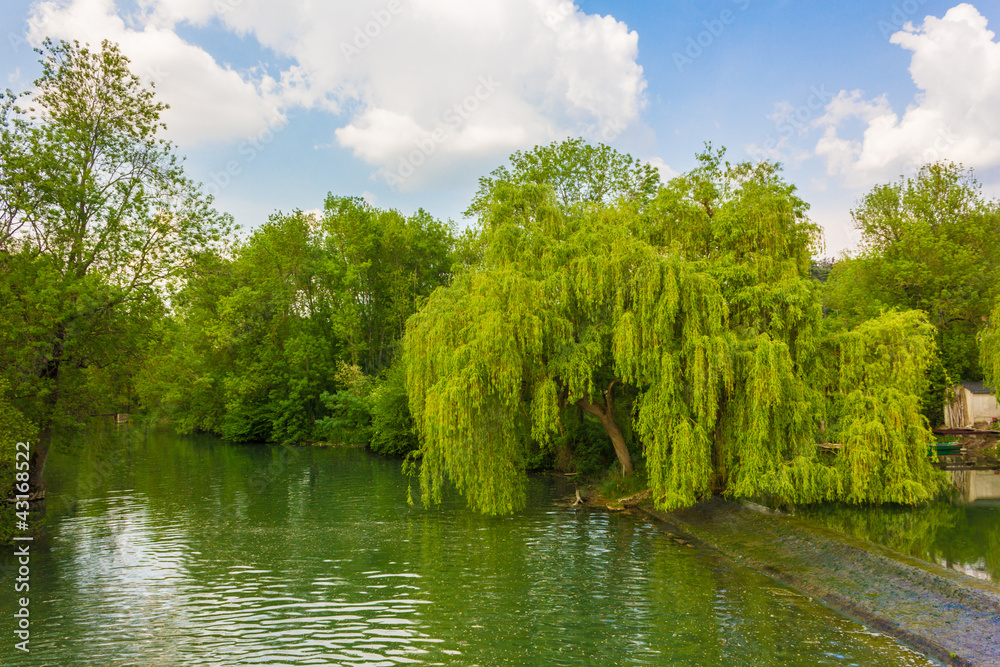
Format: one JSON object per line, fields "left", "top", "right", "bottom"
{"left": 140, "top": 199, "right": 453, "bottom": 448}
{"left": 641, "top": 150, "right": 829, "bottom": 505}
{"left": 322, "top": 196, "right": 454, "bottom": 374}
{"left": 136, "top": 250, "right": 234, "bottom": 436}
{"left": 982, "top": 299, "right": 1000, "bottom": 395}
{"left": 825, "top": 163, "right": 1000, "bottom": 385}
{"left": 140, "top": 211, "right": 340, "bottom": 443}
{"left": 404, "top": 141, "right": 945, "bottom": 515}
{"left": 465, "top": 137, "right": 660, "bottom": 217}
{"left": 0, "top": 39, "right": 233, "bottom": 493}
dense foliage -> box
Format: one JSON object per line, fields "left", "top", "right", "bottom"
{"left": 405, "top": 143, "right": 947, "bottom": 514}
{"left": 982, "top": 298, "right": 1000, "bottom": 394}
{"left": 825, "top": 163, "right": 1000, "bottom": 392}
{"left": 0, "top": 36, "right": 967, "bottom": 522}
{"left": 139, "top": 198, "right": 452, "bottom": 446}
{"left": 0, "top": 39, "right": 232, "bottom": 492}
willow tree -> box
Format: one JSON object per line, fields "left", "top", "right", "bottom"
{"left": 405, "top": 140, "right": 946, "bottom": 514}
{"left": 982, "top": 300, "right": 1000, "bottom": 393}
{"left": 405, "top": 184, "right": 732, "bottom": 513}
{"left": 641, "top": 149, "right": 830, "bottom": 504}
{"left": 823, "top": 310, "right": 946, "bottom": 504}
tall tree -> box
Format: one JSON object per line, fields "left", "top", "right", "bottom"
{"left": 140, "top": 200, "right": 454, "bottom": 447}
{"left": 140, "top": 211, "right": 339, "bottom": 443}
{"left": 982, "top": 299, "right": 1000, "bottom": 395}
{"left": 0, "top": 39, "right": 232, "bottom": 493}
{"left": 404, "top": 141, "right": 945, "bottom": 515}
{"left": 322, "top": 196, "right": 454, "bottom": 374}
{"left": 465, "top": 137, "right": 660, "bottom": 217}
{"left": 642, "top": 150, "right": 827, "bottom": 504}
{"left": 825, "top": 163, "right": 1000, "bottom": 384}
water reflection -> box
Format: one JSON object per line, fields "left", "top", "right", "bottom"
{"left": 796, "top": 499, "right": 1000, "bottom": 584}
{"left": 0, "top": 429, "right": 940, "bottom": 666}
{"left": 951, "top": 469, "right": 1000, "bottom": 504}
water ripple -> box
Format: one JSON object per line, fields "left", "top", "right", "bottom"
{"left": 7, "top": 441, "right": 944, "bottom": 667}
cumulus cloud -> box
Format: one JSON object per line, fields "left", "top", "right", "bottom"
{"left": 27, "top": 0, "right": 287, "bottom": 146}
{"left": 26, "top": 0, "right": 648, "bottom": 188}
{"left": 813, "top": 3, "right": 1000, "bottom": 187}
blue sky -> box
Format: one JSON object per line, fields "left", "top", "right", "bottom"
{"left": 2, "top": 0, "right": 999, "bottom": 253}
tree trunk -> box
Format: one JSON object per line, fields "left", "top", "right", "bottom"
{"left": 576, "top": 381, "right": 633, "bottom": 475}
{"left": 29, "top": 330, "right": 64, "bottom": 496}
{"left": 27, "top": 427, "right": 51, "bottom": 497}
{"left": 28, "top": 390, "right": 58, "bottom": 497}
{"left": 600, "top": 412, "right": 633, "bottom": 476}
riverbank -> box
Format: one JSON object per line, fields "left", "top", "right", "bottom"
{"left": 621, "top": 497, "right": 1000, "bottom": 667}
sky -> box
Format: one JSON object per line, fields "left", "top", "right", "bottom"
{"left": 1, "top": 0, "right": 999, "bottom": 255}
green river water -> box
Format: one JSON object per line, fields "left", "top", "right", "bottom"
{"left": 1, "top": 428, "right": 948, "bottom": 666}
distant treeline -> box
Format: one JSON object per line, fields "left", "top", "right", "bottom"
{"left": 138, "top": 198, "right": 453, "bottom": 452}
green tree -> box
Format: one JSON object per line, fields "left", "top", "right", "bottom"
{"left": 641, "top": 150, "right": 830, "bottom": 505}
{"left": 404, "top": 141, "right": 945, "bottom": 515}
{"left": 466, "top": 137, "right": 660, "bottom": 217}
{"left": 141, "top": 199, "right": 452, "bottom": 450}
{"left": 825, "top": 163, "right": 1000, "bottom": 385}
{"left": 322, "top": 196, "right": 454, "bottom": 374}
{"left": 982, "top": 299, "right": 1000, "bottom": 394}
{"left": 821, "top": 310, "right": 945, "bottom": 504}
{"left": 136, "top": 250, "right": 234, "bottom": 435}
{"left": 0, "top": 39, "right": 233, "bottom": 492}
{"left": 367, "top": 356, "right": 420, "bottom": 456}
{"left": 141, "top": 211, "right": 339, "bottom": 443}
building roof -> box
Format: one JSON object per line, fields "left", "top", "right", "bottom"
{"left": 961, "top": 381, "right": 995, "bottom": 395}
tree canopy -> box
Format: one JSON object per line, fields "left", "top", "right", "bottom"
{"left": 824, "top": 163, "right": 1000, "bottom": 386}
{"left": 0, "top": 39, "right": 232, "bottom": 492}
{"left": 466, "top": 137, "right": 661, "bottom": 217}
{"left": 139, "top": 197, "right": 453, "bottom": 448}
{"left": 405, "top": 141, "right": 946, "bottom": 514}
{"left": 982, "top": 299, "right": 1000, "bottom": 396}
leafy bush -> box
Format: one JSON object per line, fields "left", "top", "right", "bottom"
{"left": 369, "top": 358, "right": 418, "bottom": 456}
{"left": 316, "top": 358, "right": 420, "bottom": 455}
{"left": 316, "top": 362, "right": 374, "bottom": 446}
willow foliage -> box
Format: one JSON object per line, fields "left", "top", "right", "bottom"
{"left": 983, "top": 299, "right": 1000, "bottom": 393}
{"left": 824, "top": 311, "right": 946, "bottom": 503}
{"left": 405, "top": 141, "right": 946, "bottom": 514}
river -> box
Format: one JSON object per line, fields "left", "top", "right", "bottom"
{"left": 1, "top": 427, "right": 943, "bottom": 666}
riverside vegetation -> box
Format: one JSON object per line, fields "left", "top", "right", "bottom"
{"left": 3, "top": 40, "right": 1000, "bottom": 537}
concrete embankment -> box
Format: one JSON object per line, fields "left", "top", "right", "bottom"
{"left": 640, "top": 498, "right": 1000, "bottom": 667}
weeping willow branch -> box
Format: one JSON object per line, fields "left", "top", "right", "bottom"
{"left": 404, "top": 142, "right": 947, "bottom": 514}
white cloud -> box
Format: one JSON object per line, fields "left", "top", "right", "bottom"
{"left": 27, "top": 0, "right": 287, "bottom": 146}
{"left": 814, "top": 3, "right": 1000, "bottom": 187}
{"left": 26, "top": 0, "right": 648, "bottom": 188}
{"left": 647, "top": 157, "right": 678, "bottom": 181}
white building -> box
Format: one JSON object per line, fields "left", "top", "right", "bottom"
{"left": 944, "top": 381, "right": 1000, "bottom": 428}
